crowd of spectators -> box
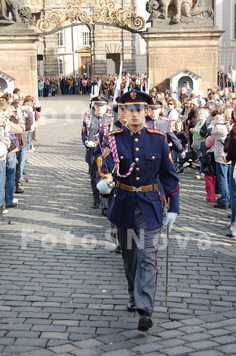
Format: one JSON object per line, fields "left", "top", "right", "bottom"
{"left": 23, "top": 66, "right": 236, "bottom": 237}
{"left": 0, "top": 88, "right": 40, "bottom": 224}
{"left": 38, "top": 64, "right": 236, "bottom": 99}
{"left": 73, "top": 66, "right": 236, "bottom": 238}
{"left": 38, "top": 76, "right": 59, "bottom": 97}
{"left": 38, "top": 73, "right": 149, "bottom": 97}
{"left": 145, "top": 69, "right": 236, "bottom": 237}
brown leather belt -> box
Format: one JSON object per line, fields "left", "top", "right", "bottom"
{"left": 116, "top": 181, "right": 158, "bottom": 192}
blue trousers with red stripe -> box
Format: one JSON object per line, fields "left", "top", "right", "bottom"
{"left": 118, "top": 207, "right": 159, "bottom": 316}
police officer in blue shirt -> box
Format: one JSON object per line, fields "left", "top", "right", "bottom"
{"left": 97, "top": 90, "right": 179, "bottom": 331}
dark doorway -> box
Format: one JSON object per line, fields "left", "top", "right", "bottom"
{"left": 0, "top": 78, "right": 7, "bottom": 91}
{"left": 106, "top": 53, "right": 120, "bottom": 74}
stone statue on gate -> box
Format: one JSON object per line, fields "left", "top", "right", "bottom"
{"left": 0, "top": 0, "right": 31, "bottom": 25}
{"left": 146, "top": 0, "right": 214, "bottom": 25}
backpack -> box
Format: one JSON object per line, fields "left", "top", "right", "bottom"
{"left": 200, "top": 122, "right": 207, "bottom": 138}
{"left": 199, "top": 152, "right": 216, "bottom": 176}
{"left": 223, "top": 133, "right": 230, "bottom": 153}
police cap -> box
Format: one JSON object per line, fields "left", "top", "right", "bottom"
{"left": 120, "top": 90, "right": 153, "bottom": 110}
{"left": 91, "top": 96, "right": 108, "bottom": 106}
{"left": 115, "top": 95, "right": 125, "bottom": 109}
{"left": 149, "top": 98, "right": 163, "bottom": 109}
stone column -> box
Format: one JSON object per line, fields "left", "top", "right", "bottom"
{"left": 0, "top": 24, "right": 40, "bottom": 98}
{"left": 141, "top": 23, "right": 224, "bottom": 95}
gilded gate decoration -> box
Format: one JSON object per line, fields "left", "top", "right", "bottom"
{"left": 36, "top": 0, "right": 146, "bottom": 34}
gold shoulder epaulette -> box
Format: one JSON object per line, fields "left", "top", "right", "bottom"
{"left": 147, "top": 128, "right": 164, "bottom": 135}
{"left": 107, "top": 129, "right": 124, "bottom": 137}
{"left": 102, "top": 122, "right": 111, "bottom": 127}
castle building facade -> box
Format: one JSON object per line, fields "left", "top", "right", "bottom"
{"left": 23, "top": 0, "right": 236, "bottom": 77}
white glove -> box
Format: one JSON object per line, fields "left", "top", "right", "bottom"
{"left": 163, "top": 212, "right": 178, "bottom": 232}
{"left": 85, "top": 140, "right": 96, "bottom": 148}
{"left": 96, "top": 179, "right": 114, "bottom": 195}
{"left": 179, "top": 151, "right": 186, "bottom": 159}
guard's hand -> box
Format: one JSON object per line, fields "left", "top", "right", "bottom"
{"left": 179, "top": 151, "right": 186, "bottom": 159}
{"left": 96, "top": 179, "right": 114, "bottom": 195}
{"left": 85, "top": 140, "right": 96, "bottom": 148}
{"left": 163, "top": 212, "right": 178, "bottom": 232}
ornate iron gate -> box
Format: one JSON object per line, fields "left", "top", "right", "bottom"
{"left": 36, "top": 0, "right": 146, "bottom": 35}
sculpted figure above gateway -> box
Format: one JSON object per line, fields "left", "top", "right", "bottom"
{"left": 0, "top": 0, "right": 31, "bottom": 25}
{"left": 146, "top": 0, "right": 214, "bottom": 25}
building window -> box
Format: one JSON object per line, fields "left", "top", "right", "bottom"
{"left": 58, "top": 59, "right": 63, "bottom": 75}
{"left": 82, "top": 31, "right": 90, "bottom": 46}
{"left": 57, "top": 30, "right": 64, "bottom": 46}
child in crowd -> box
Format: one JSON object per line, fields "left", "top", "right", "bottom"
{"left": 172, "top": 120, "right": 188, "bottom": 164}
{"left": 200, "top": 135, "right": 216, "bottom": 202}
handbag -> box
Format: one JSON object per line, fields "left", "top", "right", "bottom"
{"left": 191, "top": 138, "right": 202, "bottom": 150}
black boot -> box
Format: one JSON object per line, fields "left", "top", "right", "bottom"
{"left": 0, "top": 205, "right": 11, "bottom": 225}
{"left": 127, "top": 296, "right": 136, "bottom": 312}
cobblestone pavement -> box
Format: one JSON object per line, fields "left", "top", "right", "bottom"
{"left": 1, "top": 95, "right": 236, "bottom": 356}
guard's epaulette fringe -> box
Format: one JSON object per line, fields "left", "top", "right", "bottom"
{"left": 107, "top": 129, "right": 124, "bottom": 137}
{"left": 102, "top": 122, "right": 111, "bottom": 127}
{"left": 147, "top": 128, "right": 164, "bottom": 136}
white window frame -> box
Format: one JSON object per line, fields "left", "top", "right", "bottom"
{"left": 57, "top": 30, "right": 64, "bottom": 46}
{"left": 82, "top": 31, "right": 90, "bottom": 46}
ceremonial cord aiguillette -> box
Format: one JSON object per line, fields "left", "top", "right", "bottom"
{"left": 108, "top": 135, "right": 135, "bottom": 178}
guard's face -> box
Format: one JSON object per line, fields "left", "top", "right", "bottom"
{"left": 118, "top": 107, "right": 127, "bottom": 124}
{"left": 125, "top": 107, "right": 145, "bottom": 130}
{"left": 149, "top": 107, "right": 161, "bottom": 119}
{"left": 94, "top": 103, "right": 107, "bottom": 116}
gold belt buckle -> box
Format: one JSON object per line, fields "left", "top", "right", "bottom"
{"left": 133, "top": 186, "right": 143, "bottom": 192}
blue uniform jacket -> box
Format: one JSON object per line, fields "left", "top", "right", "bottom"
{"left": 101, "top": 126, "right": 180, "bottom": 229}
{"left": 81, "top": 113, "right": 111, "bottom": 164}
{"left": 146, "top": 116, "right": 184, "bottom": 153}
{"left": 93, "top": 119, "right": 126, "bottom": 159}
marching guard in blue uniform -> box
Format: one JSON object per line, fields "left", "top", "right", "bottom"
{"left": 97, "top": 91, "right": 180, "bottom": 331}
{"left": 81, "top": 96, "right": 111, "bottom": 209}
{"left": 146, "top": 98, "right": 185, "bottom": 157}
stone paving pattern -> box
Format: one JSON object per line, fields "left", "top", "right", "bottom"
{"left": 0, "top": 96, "right": 236, "bottom": 356}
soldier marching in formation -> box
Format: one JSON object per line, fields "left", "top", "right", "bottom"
{"left": 82, "top": 88, "right": 180, "bottom": 332}
{"left": 81, "top": 95, "right": 111, "bottom": 210}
